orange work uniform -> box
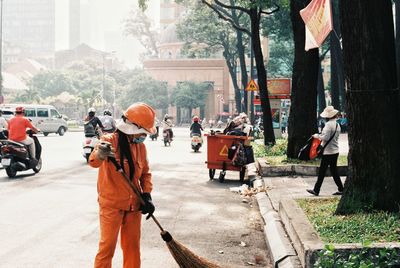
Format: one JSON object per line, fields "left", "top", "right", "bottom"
{"left": 89, "top": 132, "right": 153, "bottom": 268}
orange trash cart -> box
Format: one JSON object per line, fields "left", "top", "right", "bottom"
{"left": 205, "top": 133, "right": 248, "bottom": 183}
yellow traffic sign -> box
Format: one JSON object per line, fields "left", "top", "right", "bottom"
{"left": 245, "top": 79, "right": 258, "bottom": 91}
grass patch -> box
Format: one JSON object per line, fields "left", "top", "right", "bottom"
{"left": 253, "top": 140, "right": 347, "bottom": 166}
{"left": 297, "top": 198, "right": 400, "bottom": 244}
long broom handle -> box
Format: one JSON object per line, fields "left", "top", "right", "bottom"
{"left": 108, "top": 157, "right": 165, "bottom": 233}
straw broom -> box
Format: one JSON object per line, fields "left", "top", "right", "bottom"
{"left": 107, "top": 156, "right": 221, "bottom": 268}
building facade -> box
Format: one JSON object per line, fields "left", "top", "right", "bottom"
{"left": 3, "top": 0, "right": 55, "bottom": 55}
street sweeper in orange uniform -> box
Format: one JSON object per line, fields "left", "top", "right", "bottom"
{"left": 89, "top": 102, "right": 156, "bottom": 268}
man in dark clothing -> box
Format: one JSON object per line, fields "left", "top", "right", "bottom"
{"left": 190, "top": 116, "right": 203, "bottom": 136}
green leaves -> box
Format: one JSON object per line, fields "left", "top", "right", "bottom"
{"left": 170, "top": 81, "right": 208, "bottom": 111}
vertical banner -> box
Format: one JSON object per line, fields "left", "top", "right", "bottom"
{"left": 300, "top": 0, "right": 333, "bottom": 51}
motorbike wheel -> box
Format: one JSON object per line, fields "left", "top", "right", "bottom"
{"left": 218, "top": 171, "right": 226, "bottom": 183}
{"left": 164, "top": 140, "right": 168, "bottom": 147}
{"left": 33, "top": 158, "right": 42, "bottom": 173}
{"left": 6, "top": 166, "right": 17, "bottom": 178}
{"left": 209, "top": 169, "right": 216, "bottom": 180}
{"left": 239, "top": 167, "right": 246, "bottom": 183}
{"left": 85, "top": 153, "right": 90, "bottom": 163}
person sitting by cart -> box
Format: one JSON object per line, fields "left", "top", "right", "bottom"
{"left": 190, "top": 116, "right": 203, "bottom": 137}
{"left": 223, "top": 113, "right": 251, "bottom": 136}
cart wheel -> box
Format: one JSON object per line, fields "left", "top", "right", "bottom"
{"left": 209, "top": 169, "right": 216, "bottom": 180}
{"left": 239, "top": 167, "right": 246, "bottom": 183}
{"left": 219, "top": 171, "right": 226, "bottom": 183}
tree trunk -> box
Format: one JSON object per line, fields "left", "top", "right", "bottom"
{"left": 287, "top": 0, "right": 319, "bottom": 158}
{"left": 224, "top": 54, "right": 242, "bottom": 115}
{"left": 336, "top": 0, "right": 400, "bottom": 214}
{"left": 250, "top": 8, "right": 275, "bottom": 145}
{"left": 330, "top": 0, "right": 345, "bottom": 111}
{"left": 236, "top": 30, "right": 247, "bottom": 114}
{"left": 231, "top": 5, "right": 247, "bottom": 114}
{"left": 317, "top": 61, "right": 326, "bottom": 115}
{"left": 396, "top": 0, "right": 400, "bottom": 86}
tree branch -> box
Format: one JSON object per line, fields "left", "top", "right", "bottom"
{"left": 260, "top": 3, "right": 280, "bottom": 15}
{"left": 201, "top": 0, "right": 251, "bottom": 36}
{"left": 212, "top": 0, "right": 250, "bottom": 14}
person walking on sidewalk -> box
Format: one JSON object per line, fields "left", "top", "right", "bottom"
{"left": 307, "top": 106, "right": 344, "bottom": 196}
{"left": 89, "top": 102, "right": 156, "bottom": 268}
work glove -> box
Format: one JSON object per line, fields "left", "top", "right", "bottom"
{"left": 139, "top": 193, "right": 155, "bottom": 220}
{"left": 96, "top": 141, "right": 113, "bottom": 160}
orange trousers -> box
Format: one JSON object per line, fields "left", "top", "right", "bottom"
{"left": 94, "top": 206, "right": 142, "bottom": 268}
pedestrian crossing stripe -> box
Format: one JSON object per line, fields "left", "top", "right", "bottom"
{"left": 219, "top": 145, "right": 229, "bottom": 156}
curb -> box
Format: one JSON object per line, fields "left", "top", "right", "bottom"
{"left": 254, "top": 178, "right": 302, "bottom": 268}
{"left": 256, "top": 159, "right": 347, "bottom": 177}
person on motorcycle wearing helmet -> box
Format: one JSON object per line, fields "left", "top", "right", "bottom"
{"left": 99, "top": 109, "right": 116, "bottom": 133}
{"left": 7, "top": 106, "right": 40, "bottom": 160}
{"left": 190, "top": 115, "right": 203, "bottom": 137}
{"left": 0, "top": 109, "right": 8, "bottom": 139}
{"left": 161, "top": 114, "right": 173, "bottom": 140}
{"left": 84, "top": 107, "right": 104, "bottom": 136}
{"left": 89, "top": 102, "right": 156, "bottom": 268}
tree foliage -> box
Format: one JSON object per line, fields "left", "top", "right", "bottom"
{"left": 170, "top": 81, "right": 208, "bottom": 114}
{"left": 124, "top": 9, "right": 158, "bottom": 58}
{"left": 118, "top": 73, "right": 169, "bottom": 111}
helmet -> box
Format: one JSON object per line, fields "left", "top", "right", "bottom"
{"left": 116, "top": 102, "right": 156, "bottom": 135}
{"left": 193, "top": 116, "right": 199, "bottom": 122}
{"left": 88, "top": 107, "right": 96, "bottom": 113}
{"left": 15, "top": 106, "right": 25, "bottom": 113}
{"left": 164, "top": 114, "right": 169, "bottom": 120}
{"left": 104, "top": 109, "right": 111, "bottom": 116}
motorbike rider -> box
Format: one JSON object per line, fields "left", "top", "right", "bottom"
{"left": 89, "top": 102, "right": 156, "bottom": 268}
{"left": 99, "top": 109, "right": 116, "bottom": 133}
{"left": 7, "top": 106, "right": 40, "bottom": 161}
{"left": 84, "top": 107, "right": 104, "bottom": 137}
{"left": 190, "top": 116, "right": 203, "bottom": 137}
{"left": 0, "top": 109, "right": 8, "bottom": 139}
{"left": 161, "top": 114, "right": 173, "bottom": 140}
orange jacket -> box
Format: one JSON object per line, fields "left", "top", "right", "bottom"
{"left": 89, "top": 133, "right": 153, "bottom": 211}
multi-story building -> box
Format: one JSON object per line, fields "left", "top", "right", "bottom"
{"left": 3, "top": 0, "right": 55, "bottom": 55}
{"left": 69, "top": 0, "right": 81, "bottom": 49}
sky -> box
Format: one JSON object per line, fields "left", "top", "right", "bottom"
{"left": 55, "top": 0, "right": 160, "bottom": 68}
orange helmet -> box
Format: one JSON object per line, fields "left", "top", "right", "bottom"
{"left": 116, "top": 103, "right": 156, "bottom": 135}
{"left": 15, "top": 106, "right": 25, "bottom": 113}
{"left": 193, "top": 116, "right": 199, "bottom": 122}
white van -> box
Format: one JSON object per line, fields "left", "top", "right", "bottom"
{"left": 1, "top": 104, "right": 68, "bottom": 136}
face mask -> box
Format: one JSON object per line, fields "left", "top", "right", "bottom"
{"left": 132, "top": 135, "right": 146, "bottom": 144}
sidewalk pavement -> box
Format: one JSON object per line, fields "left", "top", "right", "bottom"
{"left": 255, "top": 174, "right": 346, "bottom": 267}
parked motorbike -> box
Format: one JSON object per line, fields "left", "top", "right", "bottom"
{"left": 163, "top": 129, "right": 172, "bottom": 146}
{"left": 0, "top": 130, "right": 42, "bottom": 178}
{"left": 191, "top": 133, "right": 203, "bottom": 152}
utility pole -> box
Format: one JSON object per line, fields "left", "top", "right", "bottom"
{"left": 249, "top": 42, "right": 255, "bottom": 124}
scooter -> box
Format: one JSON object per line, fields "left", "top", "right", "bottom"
{"left": 163, "top": 129, "right": 172, "bottom": 146}
{"left": 191, "top": 133, "right": 203, "bottom": 152}
{"left": 82, "top": 136, "right": 99, "bottom": 162}
{"left": 0, "top": 130, "right": 42, "bottom": 178}
{"left": 82, "top": 127, "right": 101, "bottom": 162}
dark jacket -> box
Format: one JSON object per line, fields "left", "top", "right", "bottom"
{"left": 190, "top": 122, "right": 203, "bottom": 135}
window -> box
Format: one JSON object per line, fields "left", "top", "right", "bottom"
{"left": 25, "top": 109, "right": 36, "bottom": 117}
{"left": 37, "top": 108, "right": 49, "bottom": 117}
{"left": 50, "top": 109, "right": 60, "bottom": 118}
